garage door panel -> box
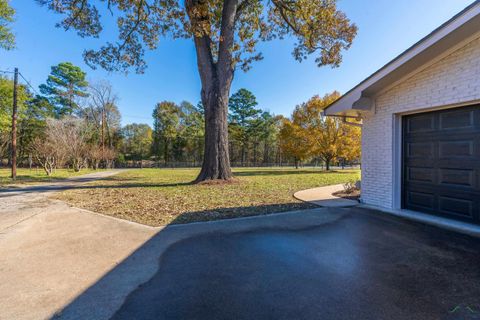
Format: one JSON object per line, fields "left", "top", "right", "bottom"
{"left": 438, "top": 168, "right": 475, "bottom": 188}
{"left": 406, "top": 142, "right": 434, "bottom": 158}
{"left": 439, "top": 140, "right": 474, "bottom": 158}
{"left": 406, "top": 115, "right": 435, "bottom": 133}
{"left": 403, "top": 105, "right": 480, "bottom": 225}
{"left": 439, "top": 109, "right": 475, "bottom": 129}
{"left": 405, "top": 191, "right": 435, "bottom": 211}
{"left": 407, "top": 167, "right": 435, "bottom": 183}
{"left": 438, "top": 196, "right": 473, "bottom": 218}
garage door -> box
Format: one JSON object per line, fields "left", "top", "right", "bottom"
{"left": 403, "top": 105, "right": 480, "bottom": 225}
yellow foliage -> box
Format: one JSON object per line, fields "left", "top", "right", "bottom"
{"left": 281, "top": 92, "right": 361, "bottom": 169}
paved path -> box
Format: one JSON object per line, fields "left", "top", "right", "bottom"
{"left": 294, "top": 184, "right": 359, "bottom": 207}
{"left": 0, "top": 170, "right": 158, "bottom": 320}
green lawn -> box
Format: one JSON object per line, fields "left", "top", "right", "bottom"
{"left": 54, "top": 167, "right": 360, "bottom": 226}
{"left": 0, "top": 168, "right": 103, "bottom": 186}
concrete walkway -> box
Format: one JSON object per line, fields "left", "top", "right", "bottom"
{"left": 294, "top": 184, "right": 359, "bottom": 207}
{"left": 0, "top": 170, "right": 157, "bottom": 320}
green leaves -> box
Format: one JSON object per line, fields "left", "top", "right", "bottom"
{"left": 0, "top": 0, "right": 15, "bottom": 50}
{"left": 39, "top": 62, "right": 89, "bottom": 117}
{"left": 269, "top": 0, "right": 357, "bottom": 67}
{"left": 38, "top": 0, "right": 356, "bottom": 73}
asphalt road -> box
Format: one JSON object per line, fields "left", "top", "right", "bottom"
{"left": 111, "top": 207, "right": 480, "bottom": 320}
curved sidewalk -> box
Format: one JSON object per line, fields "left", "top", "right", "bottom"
{"left": 294, "top": 184, "right": 359, "bottom": 208}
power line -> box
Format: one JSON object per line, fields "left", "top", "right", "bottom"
{"left": 123, "top": 114, "right": 152, "bottom": 120}
{"left": 1, "top": 69, "right": 41, "bottom": 95}
{"left": 18, "top": 72, "right": 40, "bottom": 96}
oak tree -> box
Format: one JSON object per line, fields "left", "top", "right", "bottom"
{"left": 37, "top": 0, "right": 357, "bottom": 181}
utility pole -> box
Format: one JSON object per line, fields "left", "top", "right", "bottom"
{"left": 101, "top": 107, "right": 105, "bottom": 167}
{"left": 11, "top": 68, "right": 18, "bottom": 180}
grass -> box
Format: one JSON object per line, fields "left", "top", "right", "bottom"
{"left": 0, "top": 168, "right": 103, "bottom": 186}
{"left": 54, "top": 167, "right": 360, "bottom": 226}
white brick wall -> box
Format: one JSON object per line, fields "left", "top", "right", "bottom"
{"left": 361, "top": 36, "right": 480, "bottom": 209}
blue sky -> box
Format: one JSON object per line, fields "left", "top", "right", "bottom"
{"left": 1, "top": 0, "right": 474, "bottom": 126}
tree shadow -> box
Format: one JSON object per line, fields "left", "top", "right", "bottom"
{"left": 47, "top": 205, "right": 480, "bottom": 320}
{"left": 49, "top": 203, "right": 341, "bottom": 320}
{"left": 168, "top": 202, "right": 317, "bottom": 224}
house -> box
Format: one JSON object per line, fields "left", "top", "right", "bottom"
{"left": 325, "top": 1, "right": 480, "bottom": 226}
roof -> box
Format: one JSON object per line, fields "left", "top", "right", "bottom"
{"left": 325, "top": 0, "right": 480, "bottom": 116}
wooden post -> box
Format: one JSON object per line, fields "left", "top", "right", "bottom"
{"left": 11, "top": 68, "right": 18, "bottom": 180}
{"left": 101, "top": 107, "right": 105, "bottom": 167}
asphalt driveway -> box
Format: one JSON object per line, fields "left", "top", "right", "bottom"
{"left": 110, "top": 207, "right": 480, "bottom": 320}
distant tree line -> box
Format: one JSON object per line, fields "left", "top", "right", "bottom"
{"left": 0, "top": 61, "right": 360, "bottom": 173}
{"left": 137, "top": 89, "right": 361, "bottom": 169}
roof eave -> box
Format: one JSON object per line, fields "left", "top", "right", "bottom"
{"left": 325, "top": 1, "right": 480, "bottom": 116}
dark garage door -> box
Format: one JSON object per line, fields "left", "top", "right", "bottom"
{"left": 403, "top": 105, "right": 480, "bottom": 224}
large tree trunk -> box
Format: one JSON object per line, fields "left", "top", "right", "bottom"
{"left": 188, "top": 0, "right": 237, "bottom": 182}
{"left": 195, "top": 87, "right": 232, "bottom": 182}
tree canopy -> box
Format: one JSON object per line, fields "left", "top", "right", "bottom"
{"left": 39, "top": 62, "right": 89, "bottom": 117}
{"left": 281, "top": 92, "right": 361, "bottom": 170}
{"left": 37, "top": 0, "right": 357, "bottom": 74}
{"left": 0, "top": 0, "right": 15, "bottom": 50}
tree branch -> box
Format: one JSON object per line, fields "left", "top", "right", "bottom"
{"left": 64, "top": 0, "right": 87, "bottom": 30}
{"left": 185, "top": 0, "right": 216, "bottom": 96}
{"left": 217, "top": 0, "right": 238, "bottom": 89}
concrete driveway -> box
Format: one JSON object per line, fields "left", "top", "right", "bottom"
{"left": 1, "top": 174, "right": 480, "bottom": 320}
{"left": 0, "top": 171, "right": 158, "bottom": 320}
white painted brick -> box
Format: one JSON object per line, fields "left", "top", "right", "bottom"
{"left": 361, "top": 36, "right": 480, "bottom": 209}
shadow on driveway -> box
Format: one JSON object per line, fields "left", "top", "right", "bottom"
{"left": 53, "top": 207, "right": 480, "bottom": 320}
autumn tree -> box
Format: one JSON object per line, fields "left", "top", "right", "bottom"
{"left": 40, "top": 62, "right": 89, "bottom": 117}
{"left": 296, "top": 93, "right": 361, "bottom": 170}
{"left": 0, "top": 0, "right": 15, "bottom": 50}
{"left": 279, "top": 116, "right": 310, "bottom": 169}
{"left": 37, "top": 0, "right": 357, "bottom": 182}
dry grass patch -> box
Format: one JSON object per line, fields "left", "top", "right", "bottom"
{"left": 54, "top": 168, "right": 360, "bottom": 226}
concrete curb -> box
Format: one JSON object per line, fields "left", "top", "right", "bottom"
{"left": 360, "top": 204, "right": 480, "bottom": 238}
